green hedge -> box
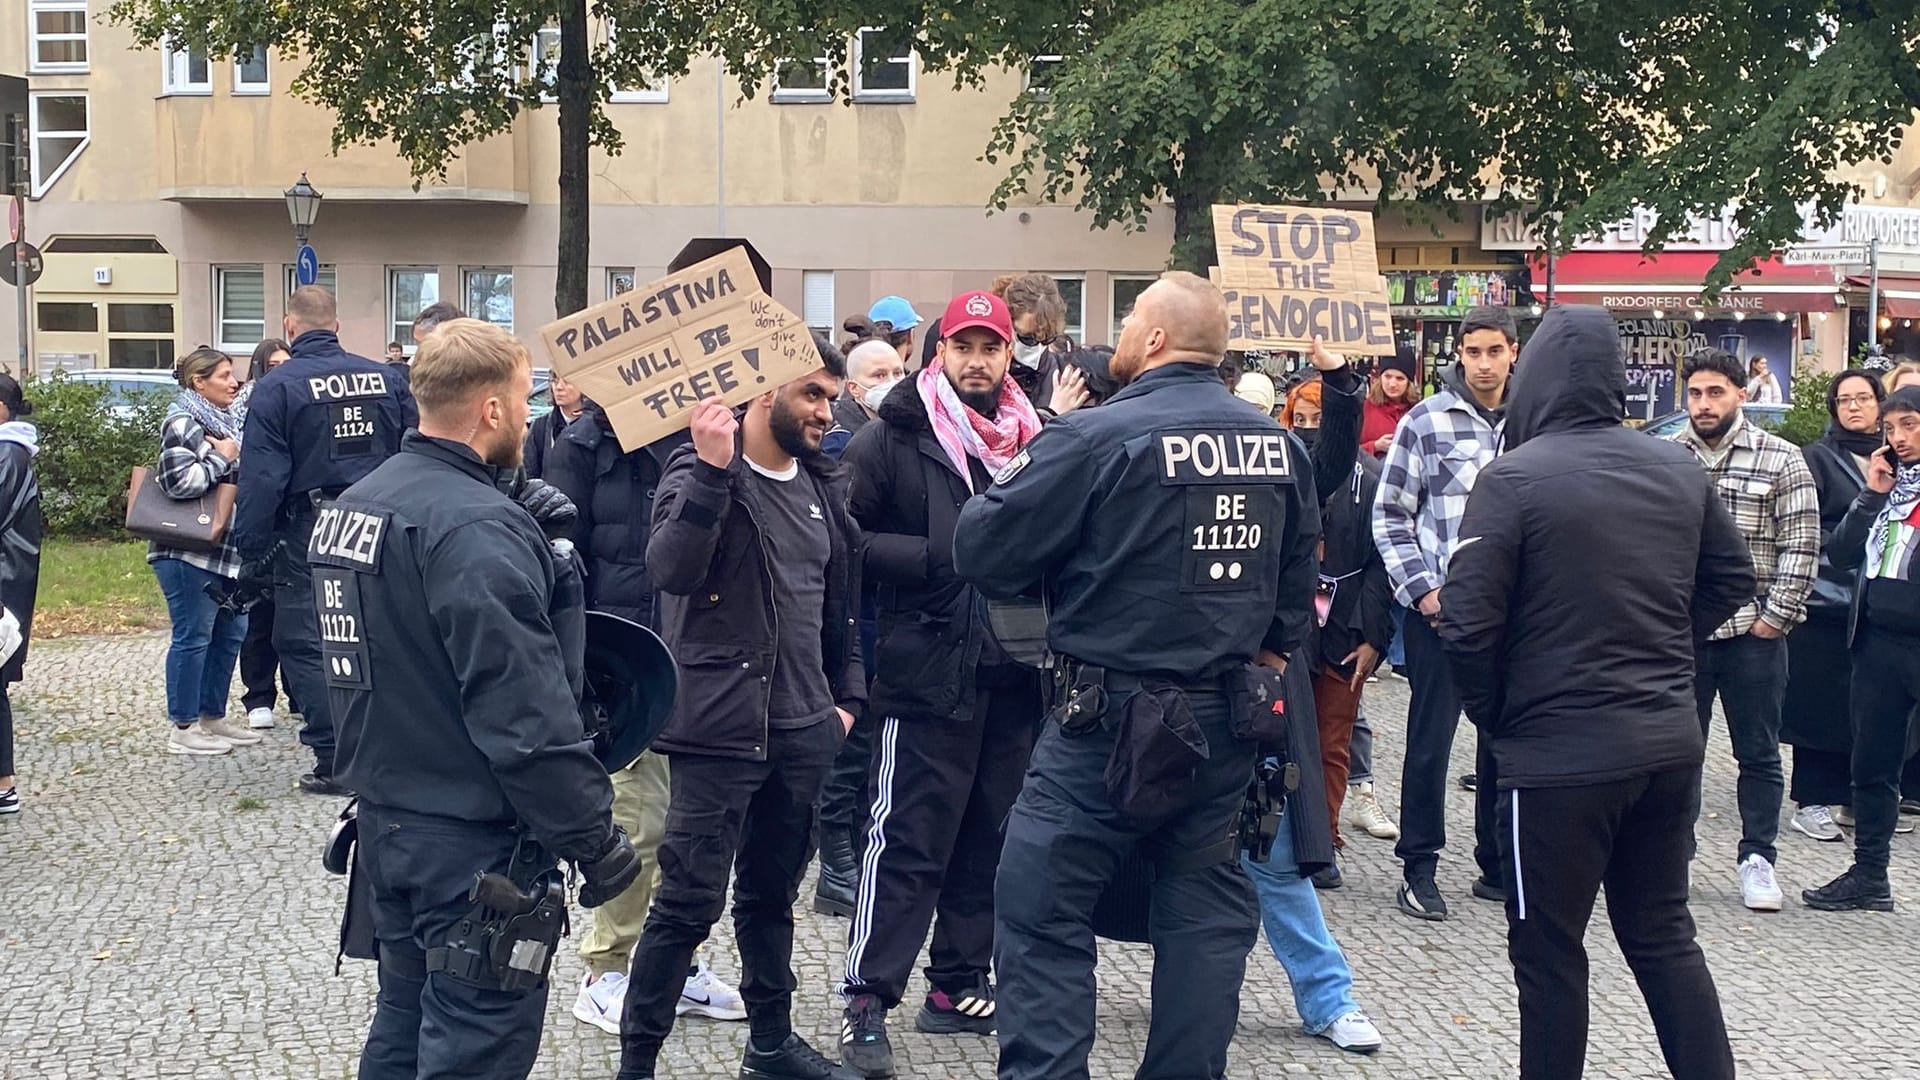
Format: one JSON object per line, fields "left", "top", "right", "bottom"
{"left": 29, "top": 375, "right": 173, "bottom": 538}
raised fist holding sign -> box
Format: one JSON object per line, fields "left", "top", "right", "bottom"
{"left": 690, "top": 397, "right": 739, "bottom": 470}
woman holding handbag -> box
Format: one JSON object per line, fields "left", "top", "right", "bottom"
{"left": 149, "top": 347, "right": 258, "bottom": 756}
{"left": 0, "top": 374, "right": 41, "bottom": 813}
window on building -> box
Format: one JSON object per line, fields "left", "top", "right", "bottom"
{"left": 772, "top": 52, "right": 832, "bottom": 102}
{"left": 464, "top": 268, "right": 515, "bottom": 331}
{"left": 1110, "top": 275, "right": 1157, "bottom": 343}
{"left": 215, "top": 265, "right": 266, "bottom": 351}
{"left": 37, "top": 301, "right": 97, "bottom": 333}
{"left": 234, "top": 45, "right": 270, "bottom": 93}
{"left": 28, "top": 93, "right": 88, "bottom": 198}
{"left": 28, "top": 0, "right": 88, "bottom": 72}
{"left": 162, "top": 38, "right": 213, "bottom": 94}
{"left": 608, "top": 268, "right": 637, "bottom": 297}
{"left": 600, "top": 19, "right": 671, "bottom": 102}
{"left": 1025, "top": 55, "right": 1065, "bottom": 96}
{"left": 852, "top": 27, "right": 914, "bottom": 101}
{"left": 106, "top": 302, "right": 177, "bottom": 369}
{"left": 388, "top": 268, "right": 441, "bottom": 352}
{"left": 802, "top": 271, "right": 836, "bottom": 333}
{"left": 285, "top": 264, "right": 339, "bottom": 299}
{"left": 531, "top": 24, "right": 562, "bottom": 99}
{"left": 1050, "top": 274, "right": 1086, "bottom": 343}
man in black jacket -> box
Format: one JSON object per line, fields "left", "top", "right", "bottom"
{"left": 835, "top": 291, "right": 1048, "bottom": 1078}
{"left": 1440, "top": 305, "right": 1752, "bottom": 1080}
{"left": 616, "top": 337, "right": 864, "bottom": 1080}
{"left": 326, "top": 319, "right": 638, "bottom": 1079}
{"left": 521, "top": 372, "right": 586, "bottom": 480}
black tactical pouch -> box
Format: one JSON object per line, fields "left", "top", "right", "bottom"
{"left": 1103, "top": 684, "right": 1210, "bottom": 819}
{"left": 1233, "top": 663, "right": 1290, "bottom": 743}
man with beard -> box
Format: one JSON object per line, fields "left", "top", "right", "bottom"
{"left": 1804, "top": 387, "right": 1920, "bottom": 912}
{"left": 616, "top": 337, "right": 866, "bottom": 1080}
{"left": 954, "top": 272, "right": 1319, "bottom": 1080}
{"left": 1672, "top": 348, "right": 1818, "bottom": 912}
{"left": 1370, "top": 306, "right": 1515, "bottom": 920}
{"left": 325, "top": 319, "right": 640, "bottom": 1079}
{"left": 836, "top": 291, "right": 1047, "bottom": 1077}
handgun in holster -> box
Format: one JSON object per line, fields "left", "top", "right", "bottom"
{"left": 1238, "top": 756, "right": 1296, "bottom": 864}
{"left": 430, "top": 872, "right": 568, "bottom": 991}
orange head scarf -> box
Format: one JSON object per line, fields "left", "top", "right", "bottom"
{"left": 1281, "top": 378, "right": 1323, "bottom": 429}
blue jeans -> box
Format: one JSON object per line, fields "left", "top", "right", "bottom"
{"left": 1386, "top": 605, "right": 1407, "bottom": 668}
{"left": 1692, "top": 634, "right": 1787, "bottom": 866}
{"left": 153, "top": 558, "right": 248, "bottom": 725}
{"left": 1241, "top": 808, "right": 1361, "bottom": 1034}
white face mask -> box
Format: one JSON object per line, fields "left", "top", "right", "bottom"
{"left": 862, "top": 377, "right": 903, "bottom": 412}
{"left": 1013, "top": 340, "right": 1046, "bottom": 369}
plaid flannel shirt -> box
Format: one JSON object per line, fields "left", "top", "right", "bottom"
{"left": 1371, "top": 388, "right": 1502, "bottom": 607}
{"left": 146, "top": 413, "right": 245, "bottom": 579}
{"left": 1673, "top": 413, "right": 1819, "bottom": 639}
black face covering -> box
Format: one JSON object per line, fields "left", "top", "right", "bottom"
{"left": 1293, "top": 426, "right": 1321, "bottom": 448}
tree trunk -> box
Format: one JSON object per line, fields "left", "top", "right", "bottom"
{"left": 1167, "top": 134, "right": 1220, "bottom": 274}
{"left": 554, "top": 0, "right": 591, "bottom": 317}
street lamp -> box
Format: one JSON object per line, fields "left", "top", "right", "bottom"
{"left": 285, "top": 172, "right": 322, "bottom": 246}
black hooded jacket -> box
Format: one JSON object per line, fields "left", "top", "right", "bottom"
{"left": 1439, "top": 306, "right": 1755, "bottom": 788}
{"left": 545, "top": 407, "right": 687, "bottom": 627}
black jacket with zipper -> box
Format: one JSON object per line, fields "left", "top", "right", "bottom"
{"left": 545, "top": 407, "right": 686, "bottom": 628}
{"left": 1440, "top": 305, "right": 1755, "bottom": 789}
{"left": 521, "top": 406, "right": 577, "bottom": 481}
{"left": 1296, "top": 366, "right": 1390, "bottom": 675}
{"left": 646, "top": 435, "right": 865, "bottom": 761}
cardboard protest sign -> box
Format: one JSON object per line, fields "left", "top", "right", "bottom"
{"left": 538, "top": 247, "right": 820, "bottom": 451}
{"left": 1212, "top": 204, "right": 1397, "bottom": 355}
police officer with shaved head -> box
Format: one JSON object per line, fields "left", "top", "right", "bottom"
{"left": 235, "top": 285, "right": 415, "bottom": 796}
{"left": 954, "top": 271, "right": 1320, "bottom": 1080}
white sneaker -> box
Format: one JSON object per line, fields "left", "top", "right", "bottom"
{"left": 572, "top": 971, "right": 626, "bottom": 1035}
{"left": 1790, "top": 804, "right": 1843, "bottom": 842}
{"left": 247, "top": 707, "right": 276, "bottom": 730}
{"left": 1345, "top": 782, "right": 1401, "bottom": 841}
{"left": 679, "top": 959, "right": 747, "bottom": 1020}
{"left": 167, "top": 722, "right": 233, "bottom": 756}
{"left": 199, "top": 716, "right": 263, "bottom": 746}
{"left": 1317, "top": 1010, "right": 1382, "bottom": 1054}
{"left": 1738, "top": 854, "right": 1784, "bottom": 912}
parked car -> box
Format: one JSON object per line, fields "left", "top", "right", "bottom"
{"left": 61, "top": 369, "right": 176, "bottom": 420}
{"left": 1640, "top": 402, "right": 1789, "bottom": 439}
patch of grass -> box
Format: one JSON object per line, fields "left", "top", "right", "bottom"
{"left": 37, "top": 539, "right": 169, "bottom": 638}
{"left": 234, "top": 796, "right": 267, "bottom": 812}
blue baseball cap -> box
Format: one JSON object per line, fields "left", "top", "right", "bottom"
{"left": 868, "top": 295, "right": 923, "bottom": 331}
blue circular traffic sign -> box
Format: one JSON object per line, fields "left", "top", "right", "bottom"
{"left": 296, "top": 244, "right": 319, "bottom": 286}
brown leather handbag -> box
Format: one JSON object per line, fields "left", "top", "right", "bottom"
{"left": 125, "top": 467, "right": 237, "bottom": 552}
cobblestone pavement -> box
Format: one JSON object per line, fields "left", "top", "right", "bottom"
{"left": 4, "top": 633, "right": 1918, "bottom": 1079}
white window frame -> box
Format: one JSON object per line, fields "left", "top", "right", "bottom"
{"left": 161, "top": 36, "right": 213, "bottom": 95}
{"left": 531, "top": 25, "right": 562, "bottom": 102}
{"left": 1025, "top": 54, "right": 1065, "bottom": 96}
{"left": 607, "top": 267, "right": 637, "bottom": 297}
{"left": 284, "top": 264, "right": 339, "bottom": 299}
{"left": 213, "top": 265, "right": 267, "bottom": 353}
{"left": 1109, "top": 274, "right": 1158, "bottom": 343}
{"left": 463, "top": 267, "right": 516, "bottom": 333}
{"left": 1049, "top": 273, "right": 1087, "bottom": 343}
{"left": 233, "top": 44, "right": 270, "bottom": 94}
{"left": 772, "top": 53, "right": 833, "bottom": 103}
{"left": 852, "top": 27, "right": 915, "bottom": 102}
{"left": 595, "top": 20, "right": 672, "bottom": 103}
{"left": 387, "top": 267, "right": 441, "bottom": 354}
{"left": 27, "top": 92, "right": 89, "bottom": 198}
{"left": 28, "top": 0, "right": 89, "bottom": 74}
{"left": 802, "top": 270, "right": 836, "bottom": 332}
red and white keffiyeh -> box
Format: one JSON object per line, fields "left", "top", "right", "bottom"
{"left": 917, "top": 359, "right": 1042, "bottom": 492}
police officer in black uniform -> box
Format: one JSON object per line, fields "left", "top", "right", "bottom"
{"left": 235, "top": 285, "right": 415, "bottom": 795}
{"left": 322, "top": 318, "right": 639, "bottom": 1079}
{"left": 953, "top": 272, "right": 1319, "bottom": 1080}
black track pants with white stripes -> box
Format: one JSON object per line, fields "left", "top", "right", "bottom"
{"left": 1499, "top": 768, "right": 1735, "bottom": 1080}
{"left": 842, "top": 672, "right": 1042, "bottom": 1009}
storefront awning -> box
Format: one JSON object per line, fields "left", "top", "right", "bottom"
{"left": 1531, "top": 252, "right": 1838, "bottom": 314}
{"left": 1845, "top": 273, "right": 1920, "bottom": 319}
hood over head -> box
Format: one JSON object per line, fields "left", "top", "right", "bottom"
{"left": 1501, "top": 305, "right": 1625, "bottom": 452}
{"left": 0, "top": 421, "right": 39, "bottom": 456}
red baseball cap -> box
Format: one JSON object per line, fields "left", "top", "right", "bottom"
{"left": 940, "top": 290, "right": 1014, "bottom": 343}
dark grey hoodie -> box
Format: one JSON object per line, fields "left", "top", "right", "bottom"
{"left": 1438, "top": 305, "right": 1756, "bottom": 788}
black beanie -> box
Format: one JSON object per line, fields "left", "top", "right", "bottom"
{"left": 1379, "top": 347, "right": 1419, "bottom": 380}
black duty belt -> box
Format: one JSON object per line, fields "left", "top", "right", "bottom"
{"left": 1053, "top": 657, "right": 1233, "bottom": 735}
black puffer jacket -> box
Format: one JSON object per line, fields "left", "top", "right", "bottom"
{"left": 647, "top": 437, "right": 864, "bottom": 761}
{"left": 1441, "top": 305, "right": 1755, "bottom": 789}
{"left": 544, "top": 407, "right": 686, "bottom": 628}
{"left": 842, "top": 380, "right": 1011, "bottom": 722}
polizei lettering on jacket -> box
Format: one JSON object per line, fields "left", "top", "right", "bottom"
{"left": 1157, "top": 429, "right": 1294, "bottom": 485}
{"left": 307, "top": 372, "right": 389, "bottom": 402}
{"left": 307, "top": 505, "right": 388, "bottom": 573}
{"left": 550, "top": 269, "right": 741, "bottom": 362}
